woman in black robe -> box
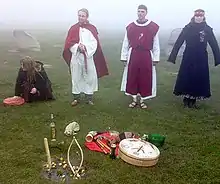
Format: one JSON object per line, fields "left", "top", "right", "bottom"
{"left": 15, "top": 56, "right": 54, "bottom": 103}
{"left": 168, "top": 9, "right": 220, "bottom": 108}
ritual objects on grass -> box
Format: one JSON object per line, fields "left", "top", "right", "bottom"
{"left": 42, "top": 114, "right": 86, "bottom": 182}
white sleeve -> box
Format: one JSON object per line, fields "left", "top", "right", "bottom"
{"left": 84, "top": 32, "right": 97, "bottom": 58}
{"left": 120, "top": 31, "right": 129, "bottom": 61}
{"left": 70, "top": 44, "right": 79, "bottom": 56}
{"left": 152, "top": 32, "right": 160, "bottom": 61}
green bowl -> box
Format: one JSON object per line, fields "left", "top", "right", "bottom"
{"left": 148, "top": 134, "right": 165, "bottom": 147}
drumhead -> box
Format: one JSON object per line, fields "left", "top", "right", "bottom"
{"left": 119, "top": 138, "right": 160, "bottom": 160}
{"left": 3, "top": 96, "right": 25, "bottom": 106}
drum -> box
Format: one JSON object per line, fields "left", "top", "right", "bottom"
{"left": 118, "top": 138, "right": 160, "bottom": 167}
{"left": 3, "top": 96, "right": 25, "bottom": 106}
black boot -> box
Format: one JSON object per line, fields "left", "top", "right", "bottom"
{"left": 189, "top": 99, "right": 198, "bottom": 109}
{"left": 183, "top": 97, "right": 189, "bottom": 108}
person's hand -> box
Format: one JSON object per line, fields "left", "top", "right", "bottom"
{"left": 13, "top": 96, "right": 20, "bottom": 98}
{"left": 81, "top": 44, "right": 86, "bottom": 52}
{"left": 78, "top": 43, "right": 86, "bottom": 52}
{"left": 30, "top": 88, "right": 37, "bottom": 94}
{"left": 78, "top": 44, "right": 83, "bottom": 52}
{"left": 153, "top": 61, "right": 159, "bottom": 66}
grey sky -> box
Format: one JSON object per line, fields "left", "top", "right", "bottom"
{"left": 1, "top": 0, "right": 219, "bottom": 31}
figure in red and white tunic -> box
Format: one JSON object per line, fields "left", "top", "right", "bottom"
{"left": 120, "top": 5, "right": 160, "bottom": 109}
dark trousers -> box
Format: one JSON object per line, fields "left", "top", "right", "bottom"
{"left": 183, "top": 97, "right": 196, "bottom": 108}
{"left": 73, "top": 94, "right": 93, "bottom": 101}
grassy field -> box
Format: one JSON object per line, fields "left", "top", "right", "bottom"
{"left": 0, "top": 29, "right": 220, "bottom": 184}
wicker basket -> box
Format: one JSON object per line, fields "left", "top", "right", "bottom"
{"left": 118, "top": 138, "right": 160, "bottom": 167}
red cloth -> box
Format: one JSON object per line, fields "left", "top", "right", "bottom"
{"left": 85, "top": 132, "right": 119, "bottom": 156}
{"left": 62, "top": 22, "right": 109, "bottom": 78}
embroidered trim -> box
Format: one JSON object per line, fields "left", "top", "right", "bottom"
{"left": 174, "top": 93, "right": 209, "bottom": 100}
{"left": 134, "top": 20, "right": 151, "bottom": 27}
{"left": 199, "top": 30, "right": 205, "bottom": 42}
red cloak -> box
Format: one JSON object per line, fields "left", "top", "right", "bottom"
{"left": 62, "top": 22, "right": 109, "bottom": 78}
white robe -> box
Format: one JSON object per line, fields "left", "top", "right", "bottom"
{"left": 120, "top": 20, "right": 160, "bottom": 100}
{"left": 70, "top": 27, "right": 98, "bottom": 95}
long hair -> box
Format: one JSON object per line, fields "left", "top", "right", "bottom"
{"left": 20, "top": 56, "right": 37, "bottom": 83}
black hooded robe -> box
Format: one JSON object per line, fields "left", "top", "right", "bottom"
{"left": 15, "top": 61, "right": 54, "bottom": 102}
{"left": 168, "top": 22, "right": 220, "bottom": 99}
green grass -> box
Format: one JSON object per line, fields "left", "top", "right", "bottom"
{"left": 0, "top": 30, "right": 220, "bottom": 184}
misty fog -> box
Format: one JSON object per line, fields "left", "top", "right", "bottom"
{"left": 1, "top": 0, "right": 220, "bottom": 33}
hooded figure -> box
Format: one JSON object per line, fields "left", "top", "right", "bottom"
{"left": 15, "top": 56, "right": 54, "bottom": 102}
{"left": 168, "top": 9, "right": 220, "bottom": 108}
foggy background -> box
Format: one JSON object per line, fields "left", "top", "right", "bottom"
{"left": 0, "top": 0, "right": 220, "bottom": 32}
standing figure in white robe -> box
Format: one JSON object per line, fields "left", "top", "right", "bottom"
{"left": 120, "top": 5, "right": 160, "bottom": 109}
{"left": 70, "top": 27, "right": 98, "bottom": 105}
{"left": 62, "top": 8, "right": 108, "bottom": 106}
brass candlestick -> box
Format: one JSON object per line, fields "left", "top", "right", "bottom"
{"left": 50, "top": 114, "right": 56, "bottom": 142}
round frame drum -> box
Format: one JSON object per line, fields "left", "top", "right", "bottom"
{"left": 3, "top": 96, "right": 25, "bottom": 106}
{"left": 118, "top": 138, "right": 160, "bottom": 167}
